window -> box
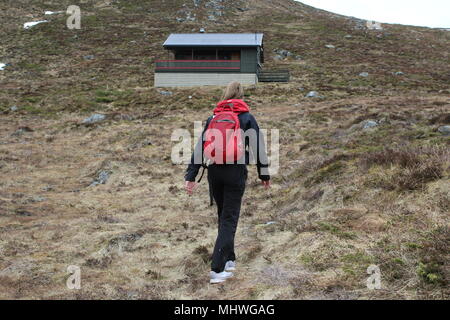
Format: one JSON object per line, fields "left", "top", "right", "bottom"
{"left": 174, "top": 49, "right": 192, "bottom": 60}
{"left": 218, "top": 50, "right": 240, "bottom": 60}
{"left": 193, "top": 49, "right": 217, "bottom": 60}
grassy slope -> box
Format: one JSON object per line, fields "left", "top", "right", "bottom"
{"left": 0, "top": 0, "right": 448, "bottom": 299}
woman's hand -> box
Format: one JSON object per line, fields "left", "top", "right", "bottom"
{"left": 261, "top": 180, "right": 271, "bottom": 190}
{"left": 185, "top": 181, "right": 197, "bottom": 195}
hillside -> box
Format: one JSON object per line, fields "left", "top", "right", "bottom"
{"left": 0, "top": 0, "right": 448, "bottom": 299}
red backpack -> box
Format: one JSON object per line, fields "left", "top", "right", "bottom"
{"left": 203, "top": 99, "right": 249, "bottom": 164}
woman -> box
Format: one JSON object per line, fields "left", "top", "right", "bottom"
{"left": 185, "top": 81, "right": 270, "bottom": 284}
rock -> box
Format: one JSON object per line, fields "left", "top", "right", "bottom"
{"left": 10, "top": 106, "right": 18, "bottom": 111}
{"left": 16, "top": 209, "right": 33, "bottom": 216}
{"left": 12, "top": 126, "right": 33, "bottom": 136}
{"left": 159, "top": 90, "right": 173, "bottom": 96}
{"left": 30, "top": 196, "right": 45, "bottom": 203}
{"left": 273, "top": 54, "right": 284, "bottom": 61}
{"left": 438, "top": 125, "right": 450, "bottom": 135}
{"left": 305, "top": 91, "right": 320, "bottom": 98}
{"left": 394, "top": 71, "right": 404, "bottom": 76}
{"left": 83, "top": 55, "right": 95, "bottom": 60}
{"left": 0, "top": 63, "right": 6, "bottom": 71}
{"left": 325, "top": 44, "right": 335, "bottom": 49}
{"left": 294, "top": 55, "right": 302, "bottom": 60}
{"left": 349, "top": 119, "right": 379, "bottom": 131}
{"left": 273, "top": 49, "right": 297, "bottom": 59}
{"left": 82, "top": 113, "right": 106, "bottom": 124}
{"left": 90, "top": 170, "right": 111, "bottom": 186}
{"left": 42, "top": 185, "right": 54, "bottom": 192}
{"left": 359, "top": 72, "right": 369, "bottom": 77}
{"left": 344, "top": 35, "right": 352, "bottom": 39}
{"left": 362, "top": 120, "right": 379, "bottom": 130}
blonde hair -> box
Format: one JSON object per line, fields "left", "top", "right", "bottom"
{"left": 221, "top": 81, "right": 244, "bottom": 100}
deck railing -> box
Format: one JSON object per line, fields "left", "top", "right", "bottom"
{"left": 155, "top": 60, "right": 241, "bottom": 72}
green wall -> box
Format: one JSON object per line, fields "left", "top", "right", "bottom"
{"left": 240, "top": 48, "right": 258, "bottom": 73}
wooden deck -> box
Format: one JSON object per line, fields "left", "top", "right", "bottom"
{"left": 258, "top": 70, "right": 290, "bottom": 82}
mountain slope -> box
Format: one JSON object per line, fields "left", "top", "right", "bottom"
{"left": 0, "top": 0, "right": 448, "bottom": 299}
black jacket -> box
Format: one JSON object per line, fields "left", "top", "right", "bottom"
{"left": 185, "top": 112, "right": 270, "bottom": 182}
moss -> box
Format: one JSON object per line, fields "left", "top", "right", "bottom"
{"left": 317, "top": 222, "right": 357, "bottom": 240}
{"left": 305, "top": 161, "right": 345, "bottom": 187}
{"left": 417, "top": 262, "right": 444, "bottom": 284}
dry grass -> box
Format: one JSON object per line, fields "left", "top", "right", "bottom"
{"left": 0, "top": 0, "right": 449, "bottom": 300}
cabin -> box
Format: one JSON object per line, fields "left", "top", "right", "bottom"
{"left": 154, "top": 33, "right": 264, "bottom": 87}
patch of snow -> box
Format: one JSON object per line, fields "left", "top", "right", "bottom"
{"left": 0, "top": 63, "right": 6, "bottom": 71}
{"left": 44, "top": 11, "right": 62, "bottom": 15}
{"left": 24, "top": 20, "right": 48, "bottom": 29}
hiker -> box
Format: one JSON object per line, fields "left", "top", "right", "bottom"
{"left": 184, "top": 81, "right": 270, "bottom": 284}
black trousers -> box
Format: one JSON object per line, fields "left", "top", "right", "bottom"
{"left": 208, "top": 164, "right": 247, "bottom": 273}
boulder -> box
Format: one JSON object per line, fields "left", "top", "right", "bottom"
{"left": 438, "top": 125, "right": 450, "bottom": 135}
{"left": 305, "top": 91, "right": 320, "bottom": 98}
{"left": 82, "top": 113, "right": 106, "bottom": 124}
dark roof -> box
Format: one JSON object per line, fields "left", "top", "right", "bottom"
{"left": 163, "top": 33, "right": 264, "bottom": 48}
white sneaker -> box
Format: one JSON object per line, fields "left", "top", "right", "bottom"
{"left": 210, "top": 271, "right": 233, "bottom": 284}
{"left": 225, "top": 261, "right": 236, "bottom": 272}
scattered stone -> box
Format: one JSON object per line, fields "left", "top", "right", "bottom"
{"left": 30, "top": 196, "right": 45, "bottom": 203}
{"left": 10, "top": 106, "right": 18, "bottom": 112}
{"left": 325, "top": 44, "right": 335, "bottom": 49}
{"left": 363, "top": 120, "right": 379, "bottom": 130}
{"left": 83, "top": 55, "right": 95, "bottom": 60}
{"left": 273, "top": 54, "right": 284, "bottom": 61}
{"left": 12, "top": 126, "right": 33, "bottom": 136}
{"left": 349, "top": 119, "right": 379, "bottom": 131}
{"left": 273, "top": 49, "right": 299, "bottom": 60}
{"left": 305, "top": 91, "right": 320, "bottom": 98}
{"left": 97, "top": 214, "right": 120, "bottom": 223}
{"left": 82, "top": 113, "right": 106, "bottom": 124}
{"left": 359, "top": 72, "right": 369, "bottom": 77}
{"left": 90, "top": 170, "right": 111, "bottom": 187}
{"left": 159, "top": 90, "right": 173, "bottom": 96}
{"left": 16, "top": 209, "right": 33, "bottom": 216}
{"left": 438, "top": 125, "right": 450, "bottom": 135}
